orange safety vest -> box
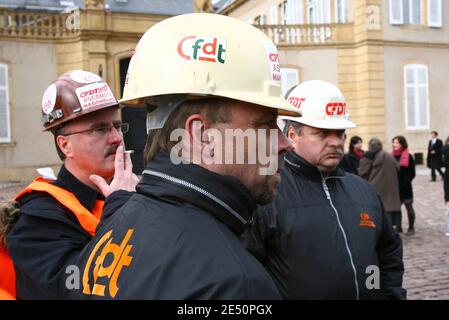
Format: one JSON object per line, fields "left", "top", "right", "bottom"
{"left": 0, "top": 177, "right": 104, "bottom": 300}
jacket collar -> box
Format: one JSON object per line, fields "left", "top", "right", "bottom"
{"left": 284, "top": 151, "right": 345, "bottom": 181}
{"left": 137, "top": 153, "right": 256, "bottom": 235}
{"left": 53, "top": 165, "right": 103, "bottom": 211}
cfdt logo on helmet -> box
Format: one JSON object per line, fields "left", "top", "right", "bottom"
{"left": 287, "top": 97, "right": 305, "bottom": 110}
{"left": 325, "top": 102, "right": 346, "bottom": 116}
{"left": 177, "top": 36, "right": 226, "bottom": 64}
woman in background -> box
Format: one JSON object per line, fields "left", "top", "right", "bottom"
{"left": 392, "top": 135, "right": 416, "bottom": 235}
{"left": 340, "top": 135, "right": 364, "bottom": 175}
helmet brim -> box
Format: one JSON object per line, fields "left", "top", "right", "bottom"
{"left": 280, "top": 116, "right": 356, "bottom": 130}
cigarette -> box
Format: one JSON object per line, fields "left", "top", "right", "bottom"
{"left": 124, "top": 150, "right": 134, "bottom": 154}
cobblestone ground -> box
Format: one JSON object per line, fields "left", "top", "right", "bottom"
{"left": 1, "top": 166, "right": 448, "bottom": 299}
{"left": 402, "top": 167, "right": 449, "bottom": 300}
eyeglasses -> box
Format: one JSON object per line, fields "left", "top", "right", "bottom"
{"left": 62, "top": 123, "right": 129, "bottom": 137}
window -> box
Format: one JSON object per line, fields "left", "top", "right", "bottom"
{"left": 307, "top": 0, "right": 331, "bottom": 24}
{"left": 279, "top": 1, "right": 288, "bottom": 25}
{"left": 428, "top": 0, "right": 442, "bottom": 27}
{"left": 404, "top": 64, "right": 429, "bottom": 129}
{"left": 389, "top": 0, "right": 403, "bottom": 24}
{"left": 0, "top": 63, "right": 11, "bottom": 143}
{"left": 286, "top": 0, "right": 304, "bottom": 24}
{"left": 403, "top": 0, "right": 420, "bottom": 24}
{"left": 280, "top": 68, "right": 299, "bottom": 96}
{"left": 270, "top": 4, "right": 278, "bottom": 24}
{"left": 335, "top": 0, "right": 348, "bottom": 23}
{"left": 389, "top": 0, "right": 422, "bottom": 25}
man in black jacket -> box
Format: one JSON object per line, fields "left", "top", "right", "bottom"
{"left": 245, "top": 80, "right": 406, "bottom": 300}
{"left": 69, "top": 13, "right": 300, "bottom": 299}
{"left": 3, "top": 71, "right": 138, "bottom": 299}
{"left": 427, "top": 131, "right": 444, "bottom": 182}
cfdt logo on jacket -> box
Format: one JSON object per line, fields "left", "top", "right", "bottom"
{"left": 82, "top": 229, "right": 134, "bottom": 298}
{"left": 177, "top": 36, "right": 226, "bottom": 64}
{"left": 359, "top": 213, "right": 376, "bottom": 228}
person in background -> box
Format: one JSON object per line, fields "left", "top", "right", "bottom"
{"left": 427, "top": 131, "right": 444, "bottom": 182}
{"left": 340, "top": 135, "right": 364, "bottom": 175}
{"left": 392, "top": 136, "right": 416, "bottom": 236}
{"left": 359, "top": 138, "right": 402, "bottom": 233}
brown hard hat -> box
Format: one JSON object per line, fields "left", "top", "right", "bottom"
{"left": 41, "top": 70, "right": 119, "bottom": 131}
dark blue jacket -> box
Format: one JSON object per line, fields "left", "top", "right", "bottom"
{"left": 69, "top": 153, "right": 281, "bottom": 300}
{"left": 244, "top": 151, "right": 406, "bottom": 300}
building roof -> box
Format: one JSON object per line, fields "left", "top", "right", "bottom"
{"left": 0, "top": 0, "right": 193, "bottom": 15}
{"left": 106, "top": 0, "right": 192, "bottom": 16}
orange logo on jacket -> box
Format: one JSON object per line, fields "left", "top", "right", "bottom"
{"left": 359, "top": 213, "right": 376, "bottom": 228}
{"left": 82, "top": 229, "right": 134, "bottom": 298}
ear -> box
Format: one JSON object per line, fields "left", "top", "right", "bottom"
{"left": 184, "top": 114, "right": 212, "bottom": 164}
{"left": 287, "top": 126, "right": 297, "bottom": 142}
{"left": 56, "top": 135, "right": 74, "bottom": 159}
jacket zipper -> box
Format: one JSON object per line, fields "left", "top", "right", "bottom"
{"left": 322, "top": 178, "right": 360, "bottom": 300}
{"left": 142, "top": 169, "right": 248, "bottom": 225}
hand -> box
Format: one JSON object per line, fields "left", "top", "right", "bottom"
{"left": 89, "top": 145, "right": 139, "bottom": 197}
{"left": 431, "top": 150, "right": 435, "bottom": 154}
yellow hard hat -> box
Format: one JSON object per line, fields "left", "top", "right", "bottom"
{"left": 121, "top": 13, "right": 300, "bottom": 129}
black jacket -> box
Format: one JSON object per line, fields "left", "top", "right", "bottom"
{"left": 6, "top": 165, "right": 132, "bottom": 299}
{"left": 393, "top": 154, "right": 416, "bottom": 200}
{"left": 443, "top": 144, "right": 449, "bottom": 202}
{"left": 427, "top": 138, "right": 443, "bottom": 168}
{"left": 70, "top": 153, "right": 281, "bottom": 300}
{"left": 339, "top": 151, "right": 360, "bottom": 175}
{"left": 244, "top": 151, "right": 406, "bottom": 300}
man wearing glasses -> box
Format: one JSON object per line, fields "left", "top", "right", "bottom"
{"left": 1, "top": 70, "right": 138, "bottom": 299}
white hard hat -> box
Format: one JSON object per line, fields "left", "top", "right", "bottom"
{"left": 281, "top": 80, "right": 356, "bottom": 130}
{"left": 121, "top": 13, "right": 300, "bottom": 129}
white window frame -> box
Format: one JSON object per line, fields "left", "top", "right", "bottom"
{"left": 280, "top": 68, "right": 299, "bottom": 97}
{"left": 280, "top": 0, "right": 288, "bottom": 25}
{"left": 403, "top": 0, "right": 421, "bottom": 25}
{"left": 286, "top": 0, "right": 304, "bottom": 24}
{"left": 335, "top": 0, "right": 348, "bottom": 23}
{"left": 270, "top": 4, "right": 278, "bottom": 24}
{"left": 428, "top": 0, "right": 442, "bottom": 27}
{"left": 323, "top": 0, "right": 331, "bottom": 23}
{"left": 404, "top": 64, "right": 430, "bottom": 130}
{"left": 389, "top": 0, "right": 404, "bottom": 25}
{"left": 307, "top": 0, "right": 319, "bottom": 24}
{"left": 0, "top": 63, "right": 11, "bottom": 143}
{"left": 307, "top": 0, "right": 331, "bottom": 24}
{"left": 295, "top": 0, "right": 304, "bottom": 24}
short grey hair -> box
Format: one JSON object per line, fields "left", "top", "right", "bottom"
{"left": 283, "top": 120, "right": 304, "bottom": 136}
{"left": 368, "top": 137, "right": 383, "bottom": 154}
